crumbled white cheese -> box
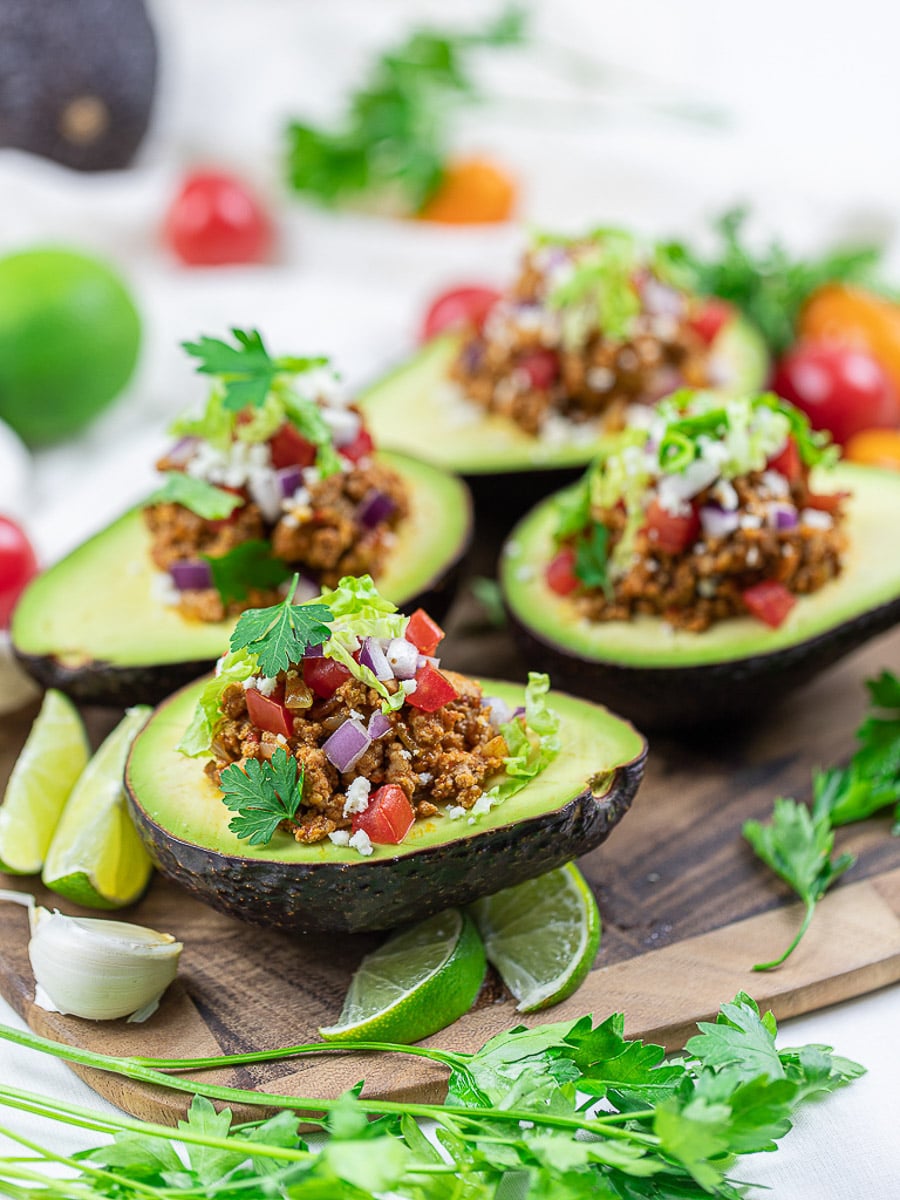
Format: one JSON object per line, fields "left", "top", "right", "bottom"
{"left": 587, "top": 366, "right": 615, "bottom": 392}
{"left": 328, "top": 830, "right": 351, "bottom": 847}
{"left": 275, "top": 733, "right": 287, "bottom": 744}
{"left": 746, "top": 546, "right": 761, "bottom": 567}
{"left": 343, "top": 777, "right": 372, "bottom": 817}
{"left": 739, "top": 513, "right": 763, "bottom": 530}
{"left": 800, "top": 508, "right": 833, "bottom": 530}
{"left": 471, "top": 793, "right": 494, "bottom": 816}
{"left": 760, "top": 469, "right": 790, "bottom": 498}
{"left": 349, "top": 708, "right": 365, "bottom": 722}
{"left": 711, "top": 479, "right": 739, "bottom": 511}
{"left": 348, "top": 829, "right": 374, "bottom": 856}
{"left": 397, "top": 746, "right": 412, "bottom": 760}
{"left": 400, "top": 680, "right": 418, "bottom": 697}
{"left": 150, "top": 572, "right": 180, "bottom": 608}
{"left": 256, "top": 676, "right": 278, "bottom": 697}
{"left": 446, "top": 805, "right": 467, "bottom": 820}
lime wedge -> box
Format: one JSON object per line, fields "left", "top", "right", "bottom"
{"left": 0, "top": 689, "right": 90, "bottom": 874}
{"left": 320, "top": 909, "right": 486, "bottom": 1044}
{"left": 469, "top": 863, "right": 601, "bottom": 1012}
{"left": 42, "top": 706, "right": 153, "bottom": 908}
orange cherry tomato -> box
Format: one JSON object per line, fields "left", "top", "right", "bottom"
{"left": 843, "top": 427, "right": 900, "bottom": 470}
{"left": 418, "top": 157, "right": 517, "bottom": 225}
{"left": 800, "top": 284, "right": 900, "bottom": 399}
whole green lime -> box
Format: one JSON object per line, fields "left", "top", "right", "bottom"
{"left": 0, "top": 248, "right": 141, "bottom": 445}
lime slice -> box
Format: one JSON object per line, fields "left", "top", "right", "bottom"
{"left": 0, "top": 689, "right": 90, "bottom": 874}
{"left": 320, "top": 909, "right": 486, "bottom": 1044}
{"left": 469, "top": 863, "right": 601, "bottom": 1012}
{"left": 42, "top": 706, "right": 153, "bottom": 908}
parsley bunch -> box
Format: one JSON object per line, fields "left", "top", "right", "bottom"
{"left": 744, "top": 670, "right": 900, "bottom": 970}
{"left": 285, "top": 9, "right": 525, "bottom": 213}
{"left": 0, "top": 992, "right": 863, "bottom": 1199}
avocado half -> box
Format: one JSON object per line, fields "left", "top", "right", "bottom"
{"left": 12, "top": 451, "right": 472, "bottom": 707}
{"left": 124, "top": 678, "right": 646, "bottom": 934}
{"left": 358, "top": 319, "right": 767, "bottom": 508}
{"left": 501, "top": 463, "right": 900, "bottom": 730}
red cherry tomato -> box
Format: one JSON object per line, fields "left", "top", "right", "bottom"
{"left": 742, "top": 580, "right": 796, "bottom": 628}
{"left": 545, "top": 546, "right": 579, "bottom": 596}
{"left": 643, "top": 499, "right": 700, "bottom": 556}
{"left": 420, "top": 286, "right": 502, "bottom": 342}
{"left": 351, "top": 784, "right": 416, "bottom": 845}
{"left": 269, "top": 424, "right": 316, "bottom": 470}
{"left": 0, "top": 516, "right": 38, "bottom": 627}
{"left": 771, "top": 343, "right": 900, "bottom": 446}
{"left": 164, "top": 170, "right": 273, "bottom": 266}
{"left": 245, "top": 687, "right": 294, "bottom": 738}
{"left": 688, "top": 298, "right": 733, "bottom": 346}
{"left": 302, "top": 657, "right": 351, "bottom": 699}
{"left": 519, "top": 349, "right": 560, "bottom": 390}
{"left": 405, "top": 609, "right": 445, "bottom": 657}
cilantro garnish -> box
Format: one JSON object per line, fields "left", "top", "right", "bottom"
{"left": 203, "top": 541, "right": 290, "bottom": 607}
{"left": 229, "top": 576, "right": 334, "bottom": 677}
{"left": 574, "top": 523, "right": 612, "bottom": 594}
{"left": 182, "top": 329, "right": 328, "bottom": 413}
{"left": 220, "top": 746, "right": 305, "bottom": 845}
{"left": 146, "top": 472, "right": 244, "bottom": 520}
{"left": 284, "top": 9, "right": 525, "bottom": 213}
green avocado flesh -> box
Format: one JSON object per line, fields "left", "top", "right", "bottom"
{"left": 12, "top": 451, "right": 470, "bottom": 690}
{"left": 359, "top": 320, "right": 767, "bottom": 476}
{"left": 502, "top": 463, "right": 900, "bottom": 669}
{"left": 125, "top": 678, "right": 646, "bottom": 933}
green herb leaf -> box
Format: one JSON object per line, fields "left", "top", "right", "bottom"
{"left": 220, "top": 747, "right": 305, "bottom": 845}
{"left": 743, "top": 799, "right": 855, "bottom": 970}
{"left": 229, "top": 578, "right": 334, "bottom": 677}
{"left": 685, "top": 992, "right": 784, "bottom": 1083}
{"left": 146, "top": 472, "right": 244, "bottom": 520}
{"left": 203, "top": 541, "right": 290, "bottom": 607}
{"left": 574, "top": 523, "right": 611, "bottom": 593}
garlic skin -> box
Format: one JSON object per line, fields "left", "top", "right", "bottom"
{"left": 28, "top": 908, "right": 183, "bottom": 1022}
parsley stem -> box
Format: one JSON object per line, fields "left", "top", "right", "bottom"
{"left": 753, "top": 898, "right": 817, "bottom": 971}
{"left": 0, "top": 1121, "right": 161, "bottom": 1198}
{"left": 130, "top": 1039, "right": 467, "bottom": 1072}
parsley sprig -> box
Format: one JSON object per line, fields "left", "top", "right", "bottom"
{"left": 0, "top": 992, "right": 863, "bottom": 1199}
{"left": 285, "top": 9, "right": 525, "bottom": 213}
{"left": 182, "top": 329, "right": 328, "bottom": 413}
{"left": 744, "top": 669, "right": 900, "bottom": 970}
{"left": 220, "top": 746, "right": 305, "bottom": 845}
{"left": 203, "top": 541, "right": 290, "bottom": 607}
{"left": 229, "top": 575, "right": 333, "bottom": 677}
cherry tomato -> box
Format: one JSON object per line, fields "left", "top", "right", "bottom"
{"left": 800, "top": 284, "right": 900, "bottom": 398}
{"left": 405, "top": 609, "right": 445, "bottom": 657}
{"left": 420, "top": 286, "right": 502, "bottom": 342}
{"left": 164, "top": 170, "right": 273, "bottom": 266}
{"left": 742, "top": 580, "right": 796, "bottom": 628}
{"left": 844, "top": 427, "right": 900, "bottom": 470}
{"left": 0, "top": 515, "right": 38, "bottom": 627}
{"left": 545, "top": 546, "right": 579, "bottom": 596}
{"left": 418, "top": 157, "right": 517, "bottom": 225}
{"left": 519, "top": 349, "right": 560, "bottom": 390}
{"left": 351, "top": 784, "right": 415, "bottom": 845}
{"left": 245, "top": 687, "right": 294, "bottom": 738}
{"left": 688, "top": 298, "right": 733, "bottom": 346}
{"left": 406, "top": 664, "right": 459, "bottom": 713}
{"left": 771, "top": 343, "right": 900, "bottom": 446}
{"left": 643, "top": 499, "right": 700, "bottom": 556}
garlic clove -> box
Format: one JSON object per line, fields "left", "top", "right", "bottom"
{"left": 27, "top": 907, "right": 183, "bottom": 1022}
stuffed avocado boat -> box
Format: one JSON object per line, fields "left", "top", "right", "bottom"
{"left": 124, "top": 575, "right": 647, "bottom": 933}
{"left": 502, "top": 388, "right": 900, "bottom": 728}
{"left": 359, "top": 227, "right": 767, "bottom": 501}
{"left": 12, "top": 329, "right": 471, "bottom": 705}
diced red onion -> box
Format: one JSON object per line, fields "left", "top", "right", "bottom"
{"left": 359, "top": 636, "right": 393, "bottom": 681}
{"left": 367, "top": 712, "right": 391, "bottom": 739}
{"left": 169, "top": 559, "right": 213, "bottom": 590}
{"left": 165, "top": 436, "right": 199, "bottom": 468}
{"left": 699, "top": 504, "right": 740, "bottom": 539}
{"left": 323, "top": 718, "right": 371, "bottom": 772}
{"left": 512, "top": 706, "right": 526, "bottom": 719}
{"left": 641, "top": 278, "right": 685, "bottom": 317}
{"left": 304, "top": 640, "right": 325, "bottom": 659}
{"left": 769, "top": 503, "right": 798, "bottom": 531}
{"left": 357, "top": 489, "right": 396, "bottom": 529}
{"left": 277, "top": 466, "right": 304, "bottom": 497}
{"left": 386, "top": 638, "right": 418, "bottom": 680}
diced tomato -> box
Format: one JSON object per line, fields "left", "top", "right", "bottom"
{"left": 767, "top": 436, "right": 804, "bottom": 485}
{"left": 688, "top": 298, "right": 733, "bottom": 346}
{"left": 804, "top": 490, "right": 850, "bottom": 513}
{"left": 519, "top": 349, "right": 559, "bottom": 390}
{"left": 644, "top": 499, "right": 700, "bottom": 555}
{"left": 269, "top": 423, "right": 316, "bottom": 470}
{"left": 340, "top": 427, "right": 374, "bottom": 463}
{"left": 742, "top": 580, "right": 796, "bottom": 628}
{"left": 405, "top": 608, "right": 445, "bottom": 656}
{"left": 351, "top": 784, "right": 416, "bottom": 845}
{"left": 245, "top": 687, "right": 294, "bottom": 738}
{"left": 545, "top": 546, "right": 579, "bottom": 596}
{"left": 302, "top": 657, "right": 351, "bottom": 699}
{"left": 406, "top": 664, "right": 459, "bottom": 713}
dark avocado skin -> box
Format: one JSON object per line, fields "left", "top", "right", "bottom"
{"left": 507, "top": 595, "right": 900, "bottom": 731}
{"left": 125, "top": 753, "right": 646, "bottom": 935}
{"left": 0, "top": 0, "right": 157, "bottom": 171}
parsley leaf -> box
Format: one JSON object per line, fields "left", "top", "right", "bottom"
{"left": 182, "top": 329, "right": 329, "bottom": 414}
{"left": 685, "top": 992, "right": 784, "bottom": 1083}
{"left": 743, "top": 798, "right": 855, "bottom": 971}
{"left": 203, "top": 541, "right": 290, "bottom": 607}
{"left": 574, "top": 523, "right": 611, "bottom": 593}
{"left": 220, "top": 747, "right": 305, "bottom": 845}
{"left": 229, "top": 576, "right": 334, "bottom": 676}
{"left": 146, "top": 472, "right": 244, "bottom": 520}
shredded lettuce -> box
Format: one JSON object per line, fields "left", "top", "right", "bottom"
{"left": 177, "top": 648, "right": 259, "bottom": 757}
{"left": 478, "top": 673, "right": 561, "bottom": 812}
{"left": 315, "top": 575, "right": 409, "bottom": 707}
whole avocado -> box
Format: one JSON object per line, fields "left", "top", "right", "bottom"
{"left": 0, "top": 0, "right": 158, "bottom": 171}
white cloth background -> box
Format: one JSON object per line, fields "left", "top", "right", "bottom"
{"left": 0, "top": 2, "right": 899, "bottom": 1194}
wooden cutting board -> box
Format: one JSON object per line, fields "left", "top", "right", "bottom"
{"left": 1, "top": 606, "right": 899, "bottom": 1126}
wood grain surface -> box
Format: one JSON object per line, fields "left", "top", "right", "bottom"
{"left": 1, "top": 581, "right": 898, "bottom": 1126}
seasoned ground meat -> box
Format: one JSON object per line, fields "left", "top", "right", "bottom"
{"left": 206, "top": 671, "right": 509, "bottom": 843}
